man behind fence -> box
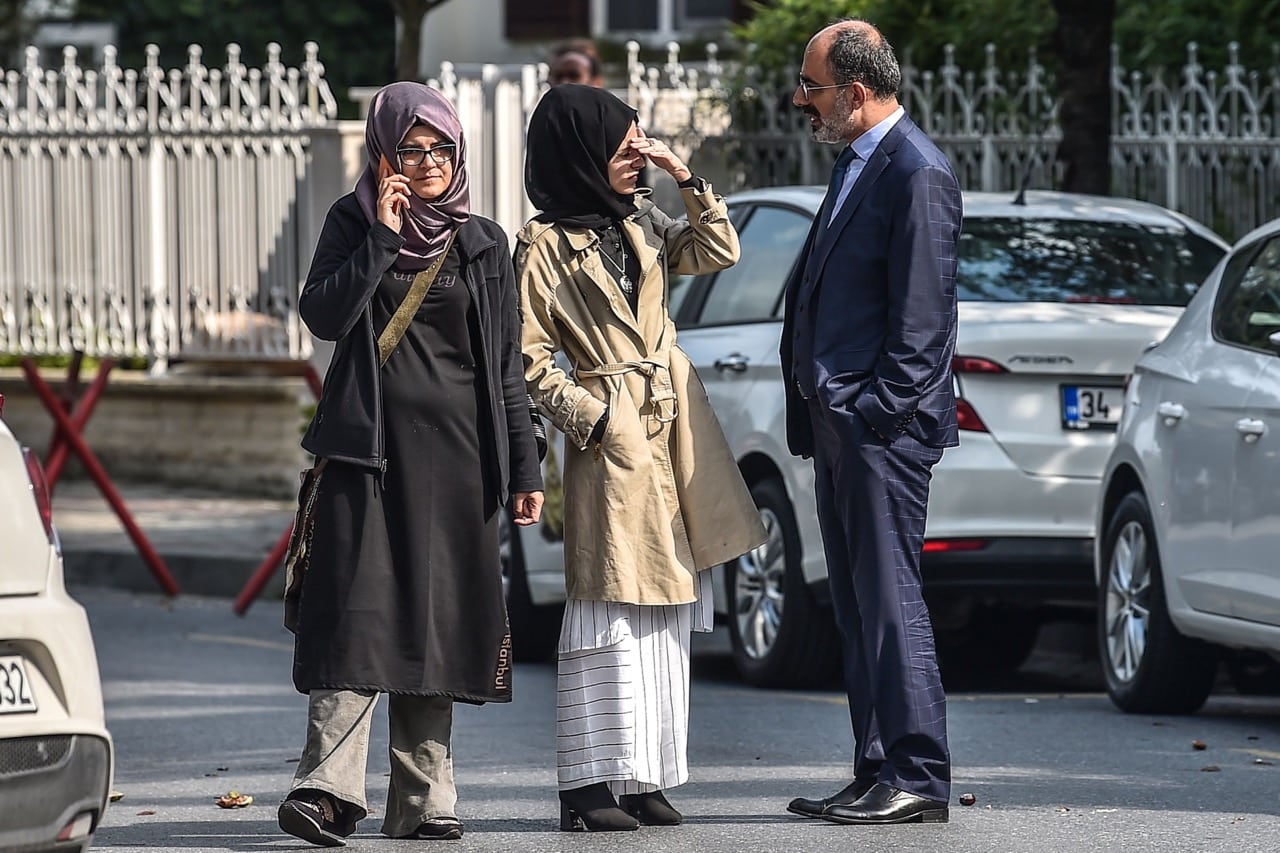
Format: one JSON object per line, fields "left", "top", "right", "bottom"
{"left": 779, "top": 18, "right": 961, "bottom": 826}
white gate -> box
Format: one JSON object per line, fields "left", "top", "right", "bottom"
{"left": 0, "top": 42, "right": 339, "bottom": 362}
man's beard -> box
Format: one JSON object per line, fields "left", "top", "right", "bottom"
{"left": 810, "top": 88, "right": 857, "bottom": 143}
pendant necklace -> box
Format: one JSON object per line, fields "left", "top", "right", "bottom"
{"left": 597, "top": 228, "right": 633, "bottom": 295}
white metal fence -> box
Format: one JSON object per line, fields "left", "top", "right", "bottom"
{"left": 0, "top": 42, "right": 339, "bottom": 361}
{"left": 8, "top": 38, "right": 1277, "bottom": 366}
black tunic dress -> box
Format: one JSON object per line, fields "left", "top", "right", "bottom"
{"left": 293, "top": 248, "right": 511, "bottom": 704}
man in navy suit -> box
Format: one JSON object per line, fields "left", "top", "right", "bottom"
{"left": 780, "top": 19, "right": 961, "bottom": 826}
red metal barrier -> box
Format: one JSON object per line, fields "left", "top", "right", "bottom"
{"left": 21, "top": 357, "right": 181, "bottom": 596}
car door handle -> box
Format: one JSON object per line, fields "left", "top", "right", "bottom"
{"left": 1236, "top": 418, "right": 1267, "bottom": 442}
{"left": 713, "top": 353, "right": 750, "bottom": 373}
{"left": 1156, "top": 402, "right": 1186, "bottom": 422}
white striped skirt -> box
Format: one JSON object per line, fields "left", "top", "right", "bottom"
{"left": 556, "top": 570, "right": 713, "bottom": 793}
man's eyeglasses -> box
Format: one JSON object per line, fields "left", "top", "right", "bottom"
{"left": 397, "top": 144, "right": 456, "bottom": 167}
{"left": 797, "top": 78, "right": 846, "bottom": 100}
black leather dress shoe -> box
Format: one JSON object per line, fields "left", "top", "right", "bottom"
{"left": 821, "top": 783, "right": 948, "bottom": 825}
{"left": 786, "top": 779, "right": 876, "bottom": 818}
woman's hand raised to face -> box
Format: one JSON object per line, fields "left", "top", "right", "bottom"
{"left": 630, "top": 129, "right": 692, "bottom": 184}
{"left": 376, "top": 154, "right": 412, "bottom": 232}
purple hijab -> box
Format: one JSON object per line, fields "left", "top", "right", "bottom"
{"left": 354, "top": 82, "right": 470, "bottom": 271}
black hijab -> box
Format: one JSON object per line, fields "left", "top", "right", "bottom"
{"left": 525, "top": 84, "right": 640, "bottom": 229}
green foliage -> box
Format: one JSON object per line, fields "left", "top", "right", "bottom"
{"left": 72, "top": 0, "right": 397, "bottom": 118}
{"left": 0, "top": 354, "right": 148, "bottom": 370}
{"left": 733, "top": 0, "right": 1280, "bottom": 81}
{"left": 1114, "top": 0, "right": 1280, "bottom": 70}
{"left": 732, "top": 0, "right": 1055, "bottom": 77}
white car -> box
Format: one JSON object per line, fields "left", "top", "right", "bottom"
{"left": 0, "top": 393, "right": 113, "bottom": 852}
{"left": 1097, "top": 217, "right": 1280, "bottom": 713}
{"left": 506, "top": 188, "right": 1227, "bottom": 687}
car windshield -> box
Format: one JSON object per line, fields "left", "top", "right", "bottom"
{"left": 957, "top": 218, "right": 1224, "bottom": 305}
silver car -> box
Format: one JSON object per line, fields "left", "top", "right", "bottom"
{"left": 506, "top": 188, "right": 1226, "bottom": 688}
{"left": 0, "top": 394, "right": 113, "bottom": 852}
{"left": 1097, "top": 216, "right": 1280, "bottom": 713}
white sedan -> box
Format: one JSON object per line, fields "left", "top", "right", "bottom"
{"left": 1097, "top": 216, "right": 1280, "bottom": 713}
{"left": 507, "top": 188, "right": 1227, "bottom": 687}
{"left": 0, "top": 394, "right": 113, "bottom": 852}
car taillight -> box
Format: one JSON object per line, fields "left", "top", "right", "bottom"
{"left": 0, "top": 391, "right": 5, "bottom": 416}
{"left": 923, "top": 538, "right": 989, "bottom": 553}
{"left": 955, "top": 399, "right": 988, "bottom": 432}
{"left": 952, "top": 356, "right": 1008, "bottom": 374}
{"left": 22, "top": 447, "right": 56, "bottom": 544}
{"left": 951, "top": 356, "right": 999, "bottom": 432}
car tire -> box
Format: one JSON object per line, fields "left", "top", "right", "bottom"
{"left": 500, "top": 510, "right": 562, "bottom": 663}
{"left": 726, "top": 477, "right": 839, "bottom": 688}
{"left": 1098, "top": 492, "right": 1218, "bottom": 714}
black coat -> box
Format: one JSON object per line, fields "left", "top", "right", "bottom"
{"left": 300, "top": 194, "right": 543, "bottom": 501}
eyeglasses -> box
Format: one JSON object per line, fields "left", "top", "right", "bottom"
{"left": 797, "top": 77, "right": 846, "bottom": 100}
{"left": 397, "top": 144, "right": 456, "bottom": 167}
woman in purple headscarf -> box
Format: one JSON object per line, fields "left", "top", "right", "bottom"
{"left": 279, "top": 82, "right": 544, "bottom": 846}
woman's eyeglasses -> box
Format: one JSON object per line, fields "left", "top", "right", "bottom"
{"left": 397, "top": 144, "right": 456, "bottom": 167}
{"left": 797, "top": 78, "right": 845, "bottom": 100}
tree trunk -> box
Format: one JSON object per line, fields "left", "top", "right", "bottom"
{"left": 390, "top": 0, "right": 437, "bottom": 81}
{"left": 1051, "top": 0, "right": 1115, "bottom": 195}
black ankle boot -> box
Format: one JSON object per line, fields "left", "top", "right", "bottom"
{"left": 558, "top": 783, "right": 640, "bottom": 832}
{"left": 619, "top": 790, "right": 683, "bottom": 826}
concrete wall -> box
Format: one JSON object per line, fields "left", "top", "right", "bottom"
{"left": 0, "top": 368, "right": 311, "bottom": 498}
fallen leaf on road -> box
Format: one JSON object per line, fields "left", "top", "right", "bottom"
{"left": 1192, "top": 740, "right": 1207, "bottom": 750}
{"left": 1253, "top": 758, "right": 1274, "bottom": 766}
{"left": 109, "top": 791, "right": 124, "bottom": 802}
{"left": 959, "top": 793, "right": 976, "bottom": 806}
{"left": 1056, "top": 806, "right": 1071, "bottom": 814}
{"left": 1201, "top": 765, "right": 1221, "bottom": 772}
{"left": 137, "top": 810, "right": 156, "bottom": 816}
{"left": 215, "top": 791, "right": 254, "bottom": 809}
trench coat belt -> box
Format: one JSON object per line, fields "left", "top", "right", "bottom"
{"left": 576, "top": 359, "right": 679, "bottom": 424}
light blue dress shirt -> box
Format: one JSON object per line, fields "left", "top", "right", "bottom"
{"left": 827, "top": 105, "right": 906, "bottom": 225}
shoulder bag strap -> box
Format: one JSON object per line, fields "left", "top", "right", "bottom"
{"left": 376, "top": 231, "right": 457, "bottom": 366}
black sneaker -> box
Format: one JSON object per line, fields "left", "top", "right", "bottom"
{"left": 278, "top": 791, "right": 356, "bottom": 847}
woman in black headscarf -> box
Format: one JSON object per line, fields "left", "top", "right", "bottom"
{"left": 517, "top": 85, "right": 764, "bottom": 832}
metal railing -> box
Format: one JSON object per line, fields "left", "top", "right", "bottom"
{"left": 0, "top": 42, "right": 339, "bottom": 361}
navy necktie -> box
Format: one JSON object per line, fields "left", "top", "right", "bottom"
{"left": 818, "top": 146, "right": 858, "bottom": 235}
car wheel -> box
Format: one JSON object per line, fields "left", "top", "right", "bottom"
{"left": 1225, "top": 652, "right": 1280, "bottom": 696}
{"left": 500, "top": 509, "right": 562, "bottom": 662}
{"left": 727, "top": 477, "right": 839, "bottom": 688}
{"left": 1098, "top": 492, "right": 1217, "bottom": 714}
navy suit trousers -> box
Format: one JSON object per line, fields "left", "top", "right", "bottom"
{"left": 807, "top": 398, "right": 951, "bottom": 803}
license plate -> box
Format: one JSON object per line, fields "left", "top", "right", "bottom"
{"left": 1062, "top": 385, "right": 1122, "bottom": 430}
{"left": 0, "top": 655, "right": 38, "bottom": 714}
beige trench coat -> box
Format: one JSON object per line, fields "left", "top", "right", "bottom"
{"left": 517, "top": 183, "right": 767, "bottom": 605}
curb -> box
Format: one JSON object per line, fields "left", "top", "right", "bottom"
{"left": 62, "top": 549, "right": 284, "bottom": 602}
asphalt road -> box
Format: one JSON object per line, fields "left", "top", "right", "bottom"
{"left": 81, "top": 587, "right": 1280, "bottom": 853}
